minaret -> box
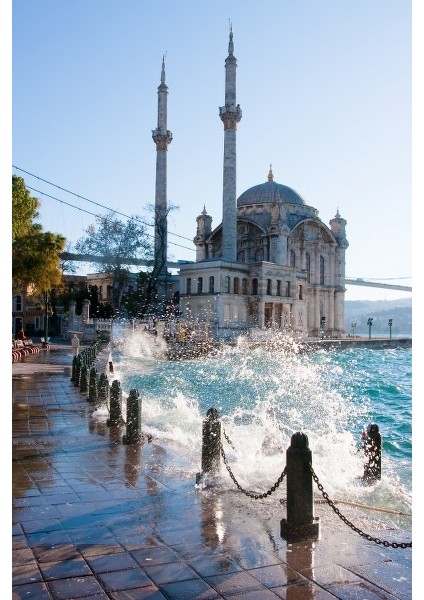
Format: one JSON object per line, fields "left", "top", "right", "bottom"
{"left": 152, "top": 56, "right": 173, "bottom": 302}
{"left": 219, "top": 26, "right": 242, "bottom": 261}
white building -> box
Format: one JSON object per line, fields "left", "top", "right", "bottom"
{"left": 176, "top": 30, "right": 348, "bottom": 340}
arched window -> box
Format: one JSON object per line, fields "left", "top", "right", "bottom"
{"left": 237, "top": 251, "right": 245, "bottom": 263}
{"left": 224, "top": 276, "right": 230, "bottom": 293}
{"left": 290, "top": 250, "right": 296, "bottom": 267}
{"left": 233, "top": 277, "right": 239, "bottom": 294}
{"left": 209, "top": 276, "right": 214, "bottom": 293}
{"left": 320, "top": 256, "right": 325, "bottom": 285}
{"left": 267, "top": 279, "right": 272, "bottom": 295}
{"left": 242, "top": 278, "right": 248, "bottom": 294}
{"left": 255, "top": 248, "right": 264, "bottom": 261}
{"left": 306, "top": 253, "right": 311, "bottom": 283}
{"left": 252, "top": 278, "right": 258, "bottom": 295}
{"left": 197, "top": 277, "right": 203, "bottom": 294}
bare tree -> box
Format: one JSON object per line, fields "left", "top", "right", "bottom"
{"left": 75, "top": 212, "right": 153, "bottom": 313}
{"left": 143, "top": 202, "right": 179, "bottom": 316}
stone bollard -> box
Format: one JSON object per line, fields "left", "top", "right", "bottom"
{"left": 123, "top": 389, "right": 142, "bottom": 444}
{"left": 88, "top": 367, "right": 98, "bottom": 402}
{"left": 201, "top": 408, "right": 221, "bottom": 475}
{"left": 280, "top": 432, "right": 320, "bottom": 542}
{"left": 363, "top": 423, "right": 381, "bottom": 483}
{"left": 107, "top": 380, "right": 123, "bottom": 426}
{"left": 74, "top": 356, "right": 82, "bottom": 387}
{"left": 98, "top": 373, "right": 110, "bottom": 404}
{"left": 71, "top": 356, "right": 78, "bottom": 382}
{"left": 79, "top": 365, "right": 89, "bottom": 394}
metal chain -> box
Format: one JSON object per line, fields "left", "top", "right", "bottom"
{"left": 220, "top": 436, "right": 287, "bottom": 500}
{"left": 222, "top": 428, "right": 236, "bottom": 450}
{"left": 309, "top": 463, "right": 412, "bottom": 549}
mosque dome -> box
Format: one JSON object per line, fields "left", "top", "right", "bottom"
{"left": 237, "top": 167, "right": 305, "bottom": 207}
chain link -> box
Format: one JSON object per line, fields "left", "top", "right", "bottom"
{"left": 220, "top": 431, "right": 287, "bottom": 499}
{"left": 222, "top": 428, "right": 236, "bottom": 450}
{"left": 309, "top": 463, "right": 412, "bottom": 549}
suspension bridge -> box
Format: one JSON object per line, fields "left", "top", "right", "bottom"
{"left": 60, "top": 253, "right": 412, "bottom": 292}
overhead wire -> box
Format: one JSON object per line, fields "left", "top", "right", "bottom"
{"left": 12, "top": 165, "right": 195, "bottom": 250}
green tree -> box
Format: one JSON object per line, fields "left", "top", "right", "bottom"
{"left": 74, "top": 212, "right": 153, "bottom": 313}
{"left": 12, "top": 177, "right": 66, "bottom": 298}
{"left": 12, "top": 175, "right": 40, "bottom": 241}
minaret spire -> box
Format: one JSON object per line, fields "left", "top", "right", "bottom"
{"left": 152, "top": 55, "right": 173, "bottom": 309}
{"left": 219, "top": 25, "right": 242, "bottom": 261}
{"left": 160, "top": 54, "right": 166, "bottom": 84}
{"left": 228, "top": 22, "right": 234, "bottom": 55}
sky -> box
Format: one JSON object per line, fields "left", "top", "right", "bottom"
{"left": 7, "top": 0, "right": 417, "bottom": 302}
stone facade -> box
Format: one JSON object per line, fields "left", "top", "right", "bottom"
{"left": 177, "top": 31, "right": 348, "bottom": 340}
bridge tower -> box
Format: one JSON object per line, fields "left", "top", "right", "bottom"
{"left": 152, "top": 56, "right": 173, "bottom": 309}
{"left": 219, "top": 25, "right": 242, "bottom": 261}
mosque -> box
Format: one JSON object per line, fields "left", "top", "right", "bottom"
{"left": 152, "top": 29, "right": 349, "bottom": 340}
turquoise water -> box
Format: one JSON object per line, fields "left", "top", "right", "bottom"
{"left": 108, "top": 329, "right": 412, "bottom": 526}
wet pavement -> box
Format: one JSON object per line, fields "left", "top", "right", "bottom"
{"left": 12, "top": 342, "right": 413, "bottom": 599}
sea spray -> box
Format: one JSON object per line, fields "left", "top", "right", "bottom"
{"left": 99, "top": 328, "right": 412, "bottom": 524}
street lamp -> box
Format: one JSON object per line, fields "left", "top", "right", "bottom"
{"left": 320, "top": 316, "right": 326, "bottom": 339}
{"left": 367, "top": 318, "right": 373, "bottom": 340}
{"left": 388, "top": 318, "right": 393, "bottom": 339}
{"left": 351, "top": 322, "right": 357, "bottom": 337}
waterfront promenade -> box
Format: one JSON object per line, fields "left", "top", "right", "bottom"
{"left": 12, "top": 340, "right": 412, "bottom": 599}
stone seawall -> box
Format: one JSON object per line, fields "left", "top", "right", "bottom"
{"left": 305, "top": 337, "right": 412, "bottom": 351}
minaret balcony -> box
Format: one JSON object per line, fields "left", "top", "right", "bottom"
{"left": 152, "top": 129, "right": 173, "bottom": 149}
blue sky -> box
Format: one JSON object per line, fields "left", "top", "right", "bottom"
{"left": 8, "top": 0, "right": 416, "bottom": 301}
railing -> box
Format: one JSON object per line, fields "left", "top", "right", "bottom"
{"left": 69, "top": 360, "right": 412, "bottom": 550}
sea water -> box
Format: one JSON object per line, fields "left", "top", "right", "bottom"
{"left": 102, "top": 327, "right": 412, "bottom": 531}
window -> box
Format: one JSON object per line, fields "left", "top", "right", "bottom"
{"left": 197, "top": 277, "right": 203, "bottom": 294}
{"left": 233, "top": 277, "right": 239, "bottom": 294}
{"left": 15, "top": 295, "right": 22, "bottom": 311}
{"left": 186, "top": 278, "right": 191, "bottom": 294}
{"left": 276, "top": 280, "right": 281, "bottom": 296}
{"left": 286, "top": 281, "right": 291, "bottom": 297}
{"left": 252, "top": 278, "right": 258, "bottom": 295}
{"left": 267, "top": 279, "right": 272, "bottom": 295}
{"left": 256, "top": 249, "right": 264, "bottom": 261}
{"left": 209, "top": 276, "right": 214, "bottom": 293}
{"left": 237, "top": 251, "right": 245, "bottom": 263}
{"left": 320, "top": 256, "right": 325, "bottom": 285}
{"left": 290, "top": 250, "right": 296, "bottom": 267}
{"left": 242, "top": 278, "right": 248, "bottom": 295}
{"left": 306, "top": 253, "right": 311, "bottom": 283}
{"left": 224, "top": 276, "right": 231, "bottom": 293}
{"left": 299, "top": 284, "right": 303, "bottom": 300}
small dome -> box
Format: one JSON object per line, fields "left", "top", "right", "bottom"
{"left": 237, "top": 167, "right": 305, "bottom": 207}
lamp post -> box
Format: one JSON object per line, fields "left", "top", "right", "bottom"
{"left": 367, "top": 317, "right": 373, "bottom": 340}
{"left": 43, "top": 291, "right": 50, "bottom": 341}
{"left": 351, "top": 322, "right": 357, "bottom": 337}
{"left": 320, "top": 316, "right": 326, "bottom": 339}
{"left": 388, "top": 318, "right": 393, "bottom": 339}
